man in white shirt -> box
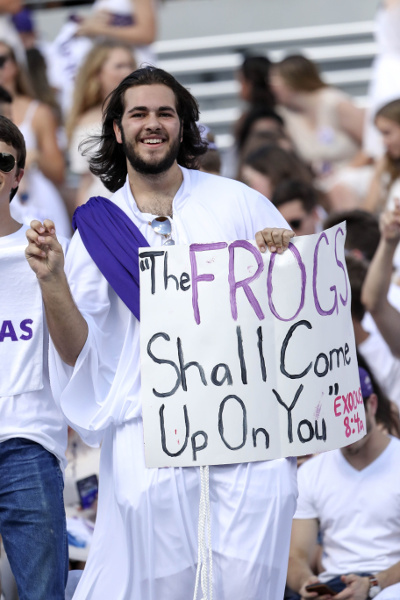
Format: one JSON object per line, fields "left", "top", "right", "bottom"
{"left": 25, "top": 66, "right": 296, "bottom": 600}
{"left": 0, "top": 116, "right": 68, "bottom": 599}
{"left": 286, "top": 366, "right": 400, "bottom": 600}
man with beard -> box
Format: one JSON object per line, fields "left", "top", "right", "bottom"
{"left": 25, "top": 67, "right": 297, "bottom": 600}
{"left": 286, "top": 367, "right": 400, "bottom": 600}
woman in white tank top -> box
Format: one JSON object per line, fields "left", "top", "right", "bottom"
{"left": 0, "top": 40, "right": 71, "bottom": 238}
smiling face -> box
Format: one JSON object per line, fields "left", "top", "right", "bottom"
{"left": 375, "top": 115, "right": 400, "bottom": 159}
{"left": 113, "top": 84, "right": 182, "bottom": 176}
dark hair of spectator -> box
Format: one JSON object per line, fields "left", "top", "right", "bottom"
{"left": 243, "top": 144, "right": 313, "bottom": 189}
{"left": 323, "top": 209, "right": 380, "bottom": 263}
{"left": 356, "top": 351, "right": 400, "bottom": 437}
{"left": 375, "top": 99, "right": 400, "bottom": 186}
{"left": 238, "top": 130, "right": 294, "bottom": 171}
{"left": 0, "top": 41, "right": 35, "bottom": 98}
{"left": 0, "top": 115, "right": 26, "bottom": 171}
{"left": 274, "top": 54, "right": 327, "bottom": 92}
{"left": 236, "top": 105, "right": 284, "bottom": 151}
{"left": 0, "top": 115, "right": 26, "bottom": 201}
{"left": 272, "top": 179, "right": 318, "bottom": 213}
{"left": 25, "top": 47, "right": 62, "bottom": 125}
{"left": 239, "top": 55, "right": 275, "bottom": 107}
{"left": 84, "top": 66, "right": 208, "bottom": 192}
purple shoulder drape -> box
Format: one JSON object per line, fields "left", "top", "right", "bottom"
{"left": 72, "top": 196, "right": 149, "bottom": 321}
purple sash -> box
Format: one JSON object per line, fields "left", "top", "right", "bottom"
{"left": 72, "top": 196, "right": 149, "bottom": 321}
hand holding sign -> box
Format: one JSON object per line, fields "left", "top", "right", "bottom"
{"left": 255, "top": 227, "right": 295, "bottom": 254}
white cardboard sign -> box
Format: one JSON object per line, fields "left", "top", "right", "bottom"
{"left": 140, "top": 223, "right": 366, "bottom": 468}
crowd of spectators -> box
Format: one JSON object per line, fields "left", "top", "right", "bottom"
{"left": 1, "top": 0, "right": 400, "bottom": 598}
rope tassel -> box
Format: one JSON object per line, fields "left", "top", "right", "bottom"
{"left": 193, "top": 466, "right": 213, "bottom": 600}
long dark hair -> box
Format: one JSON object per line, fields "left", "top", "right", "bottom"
{"left": 83, "top": 66, "right": 208, "bottom": 192}
{"left": 239, "top": 55, "right": 275, "bottom": 107}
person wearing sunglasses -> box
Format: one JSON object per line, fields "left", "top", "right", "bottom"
{"left": 272, "top": 179, "right": 324, "bottom": 237}
{"left": 26, "top": 66, "right": 295, "bottom": 600}
{"left": 0, "top": 115, "right": 68, "bottom": 599}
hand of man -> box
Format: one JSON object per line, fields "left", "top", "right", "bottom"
{"left": 299, "top": 575, "right": 335, "bottom": 600}
{"left": 25, "top": 220, "right": 65, "bottom": 282}
{"left": 255, "top": 227, "right": 295, "bottom": 254}
{"left": 334, "top": 574, "right": 370, "bottom": 600}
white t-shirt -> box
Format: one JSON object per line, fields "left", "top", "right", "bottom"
{"left": 0, "top": 226, "right": 67, "bottom": 468}
{"left": 50, "top": 169, "right": 298, "bottom": 600}
{"left": 295, "top": 438, "right": 400, "bottom": 582}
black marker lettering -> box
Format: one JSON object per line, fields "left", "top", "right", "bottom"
{"left": 138, "top": 251, "right": 165, "bottom": 294}
{"left": 252, "top": 427, "right": 269, "bottom": 449}
{"left": 147, "top": 333, "right": 180, "bottom": 397}
{"left": 177, "top": 337, "right": 207, "bottom": 391}
{"left": 257, "top": 326, "right": 267, "bottom": 382}
{"left": 280, "top": 321, "right": 312, "bottom": 379}
{"left": 159, "top": 404, "right": 189, "bottom": 457}
{"left": 191, "top": 431, "right": 208, "bottom": 461}
{"left": 210, "top": 364, "right": 233, "bottom": 386}
{"left": 218, "top": 395, "right": 247, "bottom": 450}
{"left": 164, "top": 252, "right": 179, "bottom": 291}
{"left": 273, "top": 384, "right": 304, "bottom": 443}
{"left": 236, "top": 326, "right": 247, "bottom": 385}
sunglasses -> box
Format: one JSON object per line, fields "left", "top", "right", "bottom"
{"left": 150, "top": 217, "right": 175, "bottom": 246}
{"left": 0, "top": 152, "right": 16, "bottom": 172}
{"left": 288, "top": 218, "right": 303, "bottom": 230}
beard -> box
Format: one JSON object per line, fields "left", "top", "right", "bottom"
{"left": 120, "top": 125, "right": 181, "bottom": 175}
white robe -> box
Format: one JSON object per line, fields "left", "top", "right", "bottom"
{"left": 50, "top": 168, "right": 298, "bottom": 600}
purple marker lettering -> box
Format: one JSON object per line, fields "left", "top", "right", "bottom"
{"left": 313, "top": 233, "right": 338, "bottom": 316}
{"left": 190, "top": 242, "right": 227, "bottom": 325}
{"left": 228, "top": 241, "right": 264, "bottom": 321}
{"left": 334, "top": 227, "right": 348, "bottom": 306}
{"left": 267, "top": 243, "right": 306, "bottom": 321}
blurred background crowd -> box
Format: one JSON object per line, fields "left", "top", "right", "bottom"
{"left": 1, "top": 0, "right": 400, "bottom": 598}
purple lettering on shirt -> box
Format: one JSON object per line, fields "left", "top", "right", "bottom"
{"left": 0, "top": 320, "right": 18, "bottom": 342}
{"left": 19, "top": 319, "right": 33, "bottom": 341}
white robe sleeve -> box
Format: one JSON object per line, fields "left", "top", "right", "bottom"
{"left": 227, "top": 180, "right": 291, "bottom": 238}
{"left": 49, "top": 231, "right": 142, "bottom": 445}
